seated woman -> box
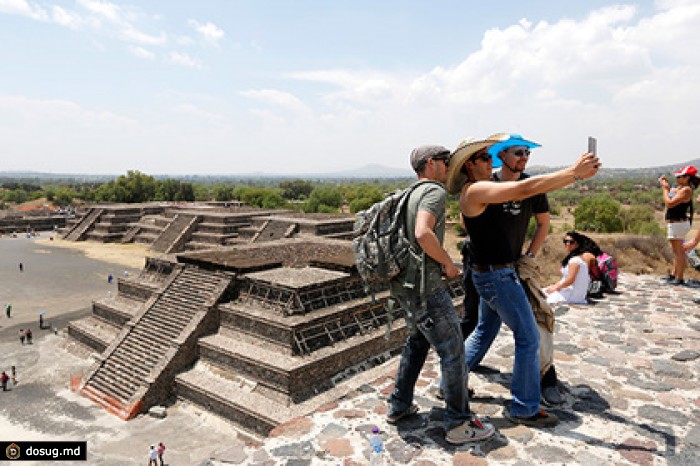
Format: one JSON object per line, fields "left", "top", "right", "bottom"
{"left": 544, "top": 231, "right": 597, "bottom": 304}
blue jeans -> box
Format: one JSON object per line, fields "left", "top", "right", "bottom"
{"left": 388, "top": 287, "right": 472, "bottom": 430}
{"left": 465, "top": 267, "right": 541, "bottom": 418}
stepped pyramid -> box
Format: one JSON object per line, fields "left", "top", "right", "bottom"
{"left": 68, "top": 237, "right": 465, "bottom": 436}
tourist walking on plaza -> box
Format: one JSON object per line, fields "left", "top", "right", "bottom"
{"left": 11, "top": 366, "right": 17, "bottom": 385}
{"left": 147, "top": 445, "right": 158, "bottom": 466}
{"left": 19, "top": 262, "right": 23, "bottom": 272}
{"left": 19, "top": 329, "right": 25, "bottom": 345}
{"left": 157, "top": 442, "right": 165, "bottom": 466}
{"left": 1, "top": 371, "right": 8, "bottom": 391}
{"left": 25, "top": 328, "right": 33, "bottom": 344}
{"left": 5, "top": 303, "right": 11, "bottom": 318}
{"left": 446, "top": 133, "right": 599, "bottom": 427}
{"left": 386, "top": 145, "right": 494, "bottom": 445}
{"left": 661, "top": 165, "right": 700, "bottom": 285}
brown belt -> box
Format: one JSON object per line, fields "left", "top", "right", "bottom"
{"left": 472, "top": 263, "right": 515, "bottom": 273}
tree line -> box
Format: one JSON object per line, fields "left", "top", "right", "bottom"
{"left": 0, "top": 171, "right": 673, "bottom": 236}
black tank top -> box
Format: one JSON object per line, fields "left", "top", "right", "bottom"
{"left": 463, "top": 205, "right": 521, "bottom": 264}
{"left": 666, "top": 200, "right": 691, "bottom": 221}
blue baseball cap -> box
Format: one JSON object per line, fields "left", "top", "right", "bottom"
{"left": 488, "top": 134, "right": 541, "bottom": 168}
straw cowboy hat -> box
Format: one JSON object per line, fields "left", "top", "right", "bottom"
{"left": 445, "top": 133, "right": 510, "bottom": 194}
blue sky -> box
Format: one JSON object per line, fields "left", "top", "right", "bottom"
{"left": 1, "top": 0, "right": 698, "bottom": 175}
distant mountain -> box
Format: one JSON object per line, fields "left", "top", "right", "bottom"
{"left": 527, "top": 158, "right": 700, "bottom": 179}
{"left": 0, "top": 164, "right": 416, "bottom": 181}
{"left": 317, "top": 163, "right": 414, "bottom": 179}
{"left": 3, "top": 159, "right": 700, "bottom": 181}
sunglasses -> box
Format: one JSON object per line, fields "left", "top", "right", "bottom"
{"left": 470, "top": 153, "right": 493, "bottom": 163}
{"left": 432, "top": 156, "right": 449, "bottom": 166}
{"left": 508, "top": 149, "right": 530, "bottom": 158}
{"left": 562, "top": 239, "right": 575, "bottom": 245}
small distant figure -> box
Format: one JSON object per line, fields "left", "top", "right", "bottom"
{"left": 1, "top": 371, "right": 8, "bottom": 391}
{"left": 39, "top": 314, "right": 44, "bottom": 329}
{"left": 19, "top": 329, "right": 25, "bottom": 345}
{"left": 123, "top": 270, "right": 129, "bottom": 278}
{"left": 157, "top": 442, "right": 165, "bottom": 466}
{"left": 147, "top": 445, "right": 158, "bottom": 466}
{"left": 108, "top": 274, "right": 114, "bottom": 284}
{"left": 5, "top": 303, "right": 11, "bottom": 318}
{"left": 11, "top": 366, "right": 17, "bottom": 385}
{"left": 25, "top": 328, "right": 33, "bottom": 345}
{"left": 18, "top": 262, "right": 23, "bottom": 272}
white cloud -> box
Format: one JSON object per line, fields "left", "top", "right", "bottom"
{"left": 51, "top": 5, "right": 82, "bottom": 29}
{"left": 129, "top": 45, "right": 154, "bottom": 60}
{"left": 0, "top": 0, "right": 47, "bottom": 20}
{"left": 76, "top": 0, "right": 120, "bottom": 22}
{"left": 168, "top": 51, "right": 202, "bottom": 69}
{"left": 281, "top": 2, "right": 700, "bottom": 169}
{"left": 121, "top": 27, "right": 166, "bottom": 46}
{"left": 188, "top": 19, "right": 224, "bottom": 45}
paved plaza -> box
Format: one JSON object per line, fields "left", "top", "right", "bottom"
{"left": 0, "top": 237, "right": 698, "bottom": 464}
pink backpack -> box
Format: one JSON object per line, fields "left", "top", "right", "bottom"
{"left": 593, "top": 252, "right": 618, "bottom": 291}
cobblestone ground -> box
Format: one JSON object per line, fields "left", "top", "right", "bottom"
{"left": 207, "top": 273, "right": 700, "bottom": 465}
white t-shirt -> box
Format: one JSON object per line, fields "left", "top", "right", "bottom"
{"left": 545, "top": 256, "right": 590, "bottom": 304}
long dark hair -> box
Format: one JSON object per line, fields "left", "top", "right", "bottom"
{"left": 562, "top": 231, "right": 602, "bottom": 267}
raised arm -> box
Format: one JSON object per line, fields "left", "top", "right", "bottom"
{"left": 461, "top": 153, "right": 599, "bottom": 217}
{"left": 660, "top": 179, "right": 691, "bottom": 208}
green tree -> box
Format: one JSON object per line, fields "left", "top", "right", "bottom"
{"left": 212, "top": 184, "right": 235, "bottom": 202}
{"left": 279, "top": 179, "right": 313, "bottom": 200}
{"left": 54, "top": 188, "right": 76, "bottom": 206}
{"left": 573, "top": 195, "right": 623, "bottom": 232}
{"left": 304, "top": 186, "right": 343, "bottom": 213}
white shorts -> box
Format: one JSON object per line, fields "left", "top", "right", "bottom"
{"left": 667, "top": 221, "right": 691, "bottom": 240}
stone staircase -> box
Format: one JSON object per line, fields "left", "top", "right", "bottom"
{"left": 150, "top": 214, "right": 199, "bottom": 253}
{"left": 77, "top": 266, "right": 233, "bottom": 419}
{"left": 63, "top": 207, "right": 103, "bottom": 241}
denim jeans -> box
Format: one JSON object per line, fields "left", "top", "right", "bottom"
{"left": 464, "top": 267, "right": 541, "bottom": 418}
{"left": 388, "top": 287, "right": 472, "bottom": 430}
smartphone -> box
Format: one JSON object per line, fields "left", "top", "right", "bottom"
{"left": 587, "top": 136, "right": 597, "bottom": 155}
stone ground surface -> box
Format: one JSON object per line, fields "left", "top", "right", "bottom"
{"left": 206, "top": 273, "right": 700, "bottom": 466}
{"left": 0, "top": 237, "right": 698, "bottom": 465}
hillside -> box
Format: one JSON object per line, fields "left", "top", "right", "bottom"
{"left": 444, "top": 228, "right": 700, "bottom": 284}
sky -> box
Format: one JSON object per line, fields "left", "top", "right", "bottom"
{"left": 1, "top": 0, "right": 699, "bottom": 175}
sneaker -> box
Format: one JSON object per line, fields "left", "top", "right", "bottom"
{"left": 436, "top": 387, "right": 475, "bottom": 401}
{"left": 386, "top": 403, "right": 419, "bottom": 424}
{"left": 445, "top": 418, "right": 495, "bottom": 444}
{"left": 507, "top": 409, "right": 559, "bottom": 428}
{"left": 670, "top": 278, "right": 686, "bottom": 286}
{"left": 541, "top": 386, "right": 563, "bottom": 406}
{"left": 661, "top": 274, "right": 675, "bottom": 283}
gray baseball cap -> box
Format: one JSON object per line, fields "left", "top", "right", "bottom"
{"left": 410, "top": 145, "right": 451, "bottom": 172}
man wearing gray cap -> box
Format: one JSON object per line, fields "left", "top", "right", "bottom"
{"left": 386, "top": 145, "right": 495, "bottom": 444}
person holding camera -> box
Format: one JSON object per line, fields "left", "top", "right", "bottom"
{"left": 660, "top": 165, "right": 700, "bottom": 286}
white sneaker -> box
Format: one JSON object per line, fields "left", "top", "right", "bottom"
{"left": 445, "top": 418, "right": 495, "bottom": 444}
